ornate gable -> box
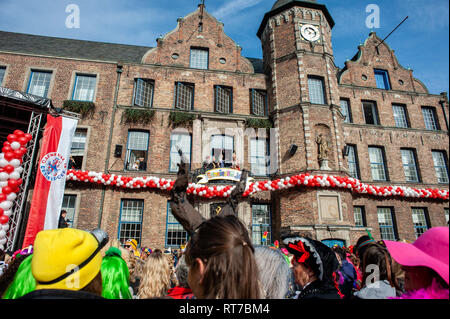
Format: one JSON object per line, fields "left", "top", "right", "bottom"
{"left": 338, "top": 32, "right": 428, "bottom": 94}
{"left": 141, "top": 5, "right": 254, "bottom": 73}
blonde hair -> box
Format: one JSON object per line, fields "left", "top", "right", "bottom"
{"left": 138, "top": 251, "right": 171, "bottom": 298}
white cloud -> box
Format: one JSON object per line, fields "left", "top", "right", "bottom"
{"left": 212, "top": 0, "right": 263, "bottom": 19}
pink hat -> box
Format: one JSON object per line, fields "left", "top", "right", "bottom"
{"left": 384, "top": 227, "right": 449, "bottom": 285}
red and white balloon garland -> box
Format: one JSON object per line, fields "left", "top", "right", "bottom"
{"left": 66, "top": 169, "right": 449, "bottom": 201}
{"left": 0, "top": 130, "right": 33, "bottom": 251}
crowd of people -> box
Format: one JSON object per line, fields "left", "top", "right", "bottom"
{"left": 0, "top": 224, "right": 448, "bottom": 300}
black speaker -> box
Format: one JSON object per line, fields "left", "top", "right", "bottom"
{"left": 288, "top": 144, "right": 298, "bottom": 156}
{"left": 343, "top": 145, "right": 350, "bottom": 157}
{"left": 114, "top": 145, "right": 122, "bottom": 157}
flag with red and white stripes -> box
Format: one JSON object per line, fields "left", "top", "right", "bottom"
{"left": 22, "top": 114, "right": 77, "bottom": 248}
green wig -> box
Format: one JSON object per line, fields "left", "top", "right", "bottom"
{"left": 2, "top": 255, "right": 35, "bottom": 299}
{"left": 101, "top": 247, "right": 132, "bottom": 299}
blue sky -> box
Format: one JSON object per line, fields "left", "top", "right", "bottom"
{"left": 0, "top": 0, "right": 448, "bottom": 94}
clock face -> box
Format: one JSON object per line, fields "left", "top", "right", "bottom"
{"left": 301, "top": 24, "right": 320, "bottom": 42}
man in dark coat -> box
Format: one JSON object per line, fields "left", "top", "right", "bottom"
{"left": 58, "top": 210, "right": 69, "bottom": 228}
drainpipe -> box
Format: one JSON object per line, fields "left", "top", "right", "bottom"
{"left": 97, "top": 64, "right": 123, "bottom": 228}
{"left": 439, "top": 92, "right": 449, "bottom": 132}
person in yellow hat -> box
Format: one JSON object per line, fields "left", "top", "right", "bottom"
{"left": 20, "top": 228, "right": 108, "bottom": 299}
{"left": 124, "top": 239, "right": 141, "bottom": 259}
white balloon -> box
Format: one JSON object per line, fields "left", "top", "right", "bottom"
{"left": 0, "top": 159, "right": 8, "bottom": 167}
{"left": 9, "top": 171, "right": 20, "bottom": 180}
{"left": 0, "top": 244, "right": 4, "bottom": 251}
{"left": 0, "top": 230, "right": 6, "bottom": 238}
{"left": 0, "top": 181, "right": 7, "bottom": 187}
{"left": 0, "top": 172, "right": 9, "bottom": 181}
{"left": 16, "top": 167, "right": 23, "bottom": 174}
{"left": 0, "top": 153, "right": 3, "bottom": 159}
{"left": 10, "top": 159, "right": 21, "bottom": 168}
{"left": 3, "top": 210, "right": 12, "bottom": 217}
{"left": 0, "top": 201, "right": 12, "bottom": 210}
{"left": 1, "top": 224, "right": 9, "bottom": 232}
{"left": 7, "top": 193, "right": 17, "bottom": 201}
{"left": 0, "top": 238, "right": 7, "bottom": 245}
{"left": 10, "top": 142, "right": 21, "bottom": 150}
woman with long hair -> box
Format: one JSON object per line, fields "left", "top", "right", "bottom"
{"left": 354, "top": 243, "right": 401, "bottom": 299}
{"left": 184, "top": 214, "right": 261, "bottom": 299}
{"left": 137, "top": 250, "right": 171, "bottom": 298}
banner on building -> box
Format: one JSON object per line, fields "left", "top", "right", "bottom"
{"left": 196, "top": 168, "right": 254, "bottom": 184}
{"left": 22, "top": 114, "right": 78, "bottom": 248}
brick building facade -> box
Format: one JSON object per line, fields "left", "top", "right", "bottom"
{"left": 0, "top": 0, "right": 448, "bottom": 250}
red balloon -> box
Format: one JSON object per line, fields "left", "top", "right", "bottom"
{"left": 0, "top": 215, "right": 9, "bottom": 224}
{"left": 3, "top": 141, "right": 10, "bottom": 147}
{"left": 24, "top": 133, "right": 33, "bottom": 141}
{"left": 1, "top": 186, "right": 12, "bottom": 195}
{"left": 2, "top": 145, "right": 12, "bottom": 153}
{"left": 18, "top": 137, "right": 28, "bottom": 146}
{"left": 8, "top": 179, "right": 18, "bottom": 188}
{"left": 0, "top": 207, "right": 3, "bottom": 216}
{"left": 13, "top": 150, "right": 23, "bottom": 159}
{"left": 3, "top": 165, "right": 14, "bottom": 174}
{"left": 0, "top": 194, "right": 6, "bottom": 202}
{"left": 7, "top": 134, "right": 18, "bottom": 143}
{"left": 13, "top": 130, "right": 25, "bottom": 137}
{"left": 4, "top": 152, "right": 14, "bottom": 162}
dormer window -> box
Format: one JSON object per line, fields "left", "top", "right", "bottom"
{"left": 190, "top": 47, "right": 209, "bottom": 70}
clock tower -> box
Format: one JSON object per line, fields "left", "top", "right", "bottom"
{"left": 258, "top": 1, "right": 352, "bottom": 238}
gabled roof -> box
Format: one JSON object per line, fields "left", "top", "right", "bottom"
{"left": 0, "top": 31, "right": 152, "bottom": 63}
{"left": 0, "top": 30, "right": 265, "bottom": 74}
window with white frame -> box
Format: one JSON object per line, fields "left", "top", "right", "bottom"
{"left": 363, "top": 101, "right": 379, "bottom": 125}
{"left": 354, "top": 206, "right": 366, "bottom": 227}
{"left": 133, "top": 78, "right": 154, "bottom": 107}
{"left": 190, "top": 48, "right": 209, "bottom": 69}
{"left": 346, "top": 145, "right": 359, "bottom": 179}
{"left": 214, "top": 85, "right": 233, "bottom": 113}
{"left": 118, "top": 199, "right": 143, "bottom": 246}
{"left": 0, "top": 66, "right": 6, "bottom": 85}
{"left": 340, "top": 99, "right": 352, "bottom": 123}
{"left": 27, "top": 70, "right": 52, "bottom": 98}
{"left": 165, "top": 203, "right": 189, "bottom": 247}
{"left": 169, "top": 132, "right": 192, "bottom": 172}
{"left": 422, "top": 107, "right": 439, "bottom": 130}
{"left": 252, "top": 204, "right": 271, "bottom": 246}
{"left": 308, "top": 76, "right": 326, "bottom": 104}
{"left": 125, "top": 131, "right": 149, "bottom": 171}
{"left": 401, "top": 149, "right": 420, "bottom": 183}
{"left": 61, "top": 194, "right": 77, "bottom": 228}
{"left": 72, "top": 74, "right": 96, "bottom": 101}
{"left": 392, "top": 104, "right": 409, "bottom": 128}
{"left": 174, "top": 82, "right": 194, "bottom": 110}
{"left": 412, "top": 208, "right": 429, "bottom": 239}
{"left": 251, "top": 89, "right": 267, "bottom": 116}
{"left": 377, "top": 207, "right": 396, "bottom": 240}
{"left": 432, "top": 151, "right": 449, "bottom": 184}
{"left": 70, "top": 128, "right": 87, "bottom": 170}
{"left": 250, "top": 138, "right": 269, "bottom": 176}
{"left": 369, "top": 146, "right": 388, "bottom": 181}
{"left": 211, "top": 134, "right": 234, "bottom": 167}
